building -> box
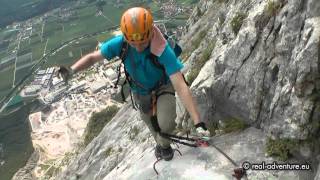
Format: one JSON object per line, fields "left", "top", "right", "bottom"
{"left": 51, "top": 77, "right": 65, "bottom": 90}
{"left": 43, "top": 86, "right": 68, "bottom": 104}
{"left": 20, "top": 85, "right": 41, "bottom": 101}
{"left": 41, "top": 74, "right": 53, "bottom": 88}
{"left": 20, "top": 67, "right": 57, "bottom": 102}
{"left": 104, "top": 68, "right": 117, "bottom": 80}
{"left": 36, "top": 70, "right": 46, "bottom": 75}
{"left": 24, "top": 85, "right": 42, "bottom": 95}
{"left": 89, "top": 81, "right": 108, "bottom": 94}
{"left": 69, "top": 81, "right": 87, "bottom": 94}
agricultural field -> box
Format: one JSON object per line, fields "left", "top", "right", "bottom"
{"left": 0, "top": 67, "right": 14, "bottom": 92}
{"left": 0, "top": 0, "right": 199, "bottom": 100}
{"left": 0, "top": 0, "right": 68, "bottom": 28}
{"left": 0, "top": 2, "right": 199, "bottom": 180}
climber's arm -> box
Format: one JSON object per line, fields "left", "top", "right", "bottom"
{"left": 70, "top": 50, "right": 104, "bottom": 72}
{"left": 170, "top": 71, "right": 201, "bottom": 125}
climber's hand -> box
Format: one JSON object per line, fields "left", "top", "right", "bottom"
{"left": 56, "top": 66, "right": 74, "bottom": 83}
{"left": 195, "top": 122, "right": 211, "bottom": 138}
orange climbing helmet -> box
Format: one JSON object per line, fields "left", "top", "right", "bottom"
{"left": 120, "top": 7, "right": 153, "bottom": 43}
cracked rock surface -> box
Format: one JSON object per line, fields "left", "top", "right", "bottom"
{"left": 179, "top": 0, "right": 319, "bottom": 142}
{"left": 58, "top": 0, "right": 320, "bottom": 179}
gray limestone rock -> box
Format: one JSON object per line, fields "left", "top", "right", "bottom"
{"left": 57, "top": 0, "right": 320, "bottom": 179}
{"left": 179, "top": 0, "right": 320, "bottom": 147}
{"left": 315, "top": 162, "right": 320, "bottom": 180}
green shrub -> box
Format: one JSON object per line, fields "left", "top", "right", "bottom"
{"left": 196, "top": 6, "right": 203, "bottom": 17}
{"left": 38, "top": 151, "right": 78, "bottom": 179}
{"left": 266, "top": 138, "right": 298, "bottom": 161}
{"left": 104, "top": 147, "right": 113, "bottom": 157}
{"left": 192, "top": 30, "right": 207, "bottom": 51}
{"left": 187, "top": 40, "right": 215, "bottom": 84}
{"left": 130, "top": 126, "right": 140, "bottom": 140}
{"left": 230, "top": 12, "right": 247, "bottom": 35}
{"left": 266, "top": 0, "right": 282, "bottom": 16}
{"left": 207, "top": 121, "right": 219, "bottom": 136}
{"left": 218, "top": 0, "right": 229, "bottom": 3}
{"left": 83, "top": 105, "right": 120, "bottom": 146}
{"left": 181, "top": 29, "right": 208, "bottom": 60}
{"left": 221, "top": 118, "right": 247, "bottom": 133}
{"left": 265, "top": 136, "right": 320, "bottom": 161}
{"left": 187, "top": 68, "right": 198, "bottom": 85}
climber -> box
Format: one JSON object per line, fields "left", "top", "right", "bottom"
{"left": 57, "top": 7, "right": 210, "bottom": 161}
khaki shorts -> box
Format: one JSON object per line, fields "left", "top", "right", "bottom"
{"left": 133, "top": 83, "right": 176, "bottom": 148}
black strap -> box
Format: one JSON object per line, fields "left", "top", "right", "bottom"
{"left": 148, "top": 53, "right": 189, "bottom": 88}
{"left": 142, "top": 53, "right": 167, "bottom": 93}
{"left": 150, "top": 116, "right": 197, "bottom": 147}
{"left": 115, "top": 40, "right": 185, "bottom": 108}
{"left": 129, "top": 89, "right": 137, "bottom": 110}
{"left": 114, "top": 65, "right": 122, "bottom": 88}
{"left": 120, "top": 79, "right": 127, "bottom": 102}
{"left": 182, "top": 74, "right": 189, "bottom": 86}
{"left": 151, "top": 115, "right": 161, "bottom": 132}
{"left": 160, "top": 132, "right": 196, "bottom": 142}
{"left": 155, "top": 91, "right": 175, "bottom": 100}
{"left": 149, "top": 91, "right": 175, "bottom": 132}
{"left": 114, "top": 41, "right": 129, "bottom": 88}
{"left": 162, "top": 135, "right": 198, "bottom": 147}
{"left": 116, "top": 39, "right": 184, "bottom": 93}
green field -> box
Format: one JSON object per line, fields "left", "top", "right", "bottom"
{"left": 177, "top": 0, "right": 199, "bottom": 5}
{"left": 43, "top": 5, "right": 124, "bottom": 51}
{"left": 45, "top": 37, "right": 99, "bottom": 67}
{"left": 0, "top": 0, "right": 68, "bottom": 28}
{"left": 0, "top": 1, "right": 200, "bottom": 179}
{"left": 0, "top": 0, "right": 199, "bottom": 101}
{"left": 0, "top": 29, "right": 18, "bottom": 41}
{"left": 0, "top": 66, "right": 14, "bottom": 92}
{"left": 15, "top": 66, "right": 33, "bottom": 85}
{"left": 0, "top": 51, "right": 8, "bottom": 60}
{"left": 3, "top": 0, "right": 197, "bottom": 64}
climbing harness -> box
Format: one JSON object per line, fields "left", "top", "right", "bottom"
{"left": 113, "top": 28, "right": 187, "bottom": 108}
{"left": 150, "top": 89, "right": 211, "bottom": 175}
{"left": 147, "top": 81, "right": 246, "bottom": 179}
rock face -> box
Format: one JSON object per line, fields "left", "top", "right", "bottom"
{"left": 12, "top": 151, "right": 39, "bottom": 180}
{"left": 57, "top": 103, "right": 144, "bottom": 179}
{"left": 58, "top": 118, "right": 313, "bottom": 180}
{"left": 316, "top": 164, "right": 320, "bottom": 180}
{"left": 179, "top": 0, "right": 320, "bottom": 155}
{"left": 181, "top": 0, "right": 319, "bottom": 140}
{"left": 58, "top": 0, "right": 320, "bottom": 179}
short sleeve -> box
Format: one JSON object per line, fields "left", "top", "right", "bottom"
{"left": 158, "top": 43, "right": 184, "bottom": 76}
{"left": 100, "top": 35, "right": 123, "bottom": 61}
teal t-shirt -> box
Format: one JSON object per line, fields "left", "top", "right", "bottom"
{"left": 100, "top": 35, "right": 184, "bottom": 95}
